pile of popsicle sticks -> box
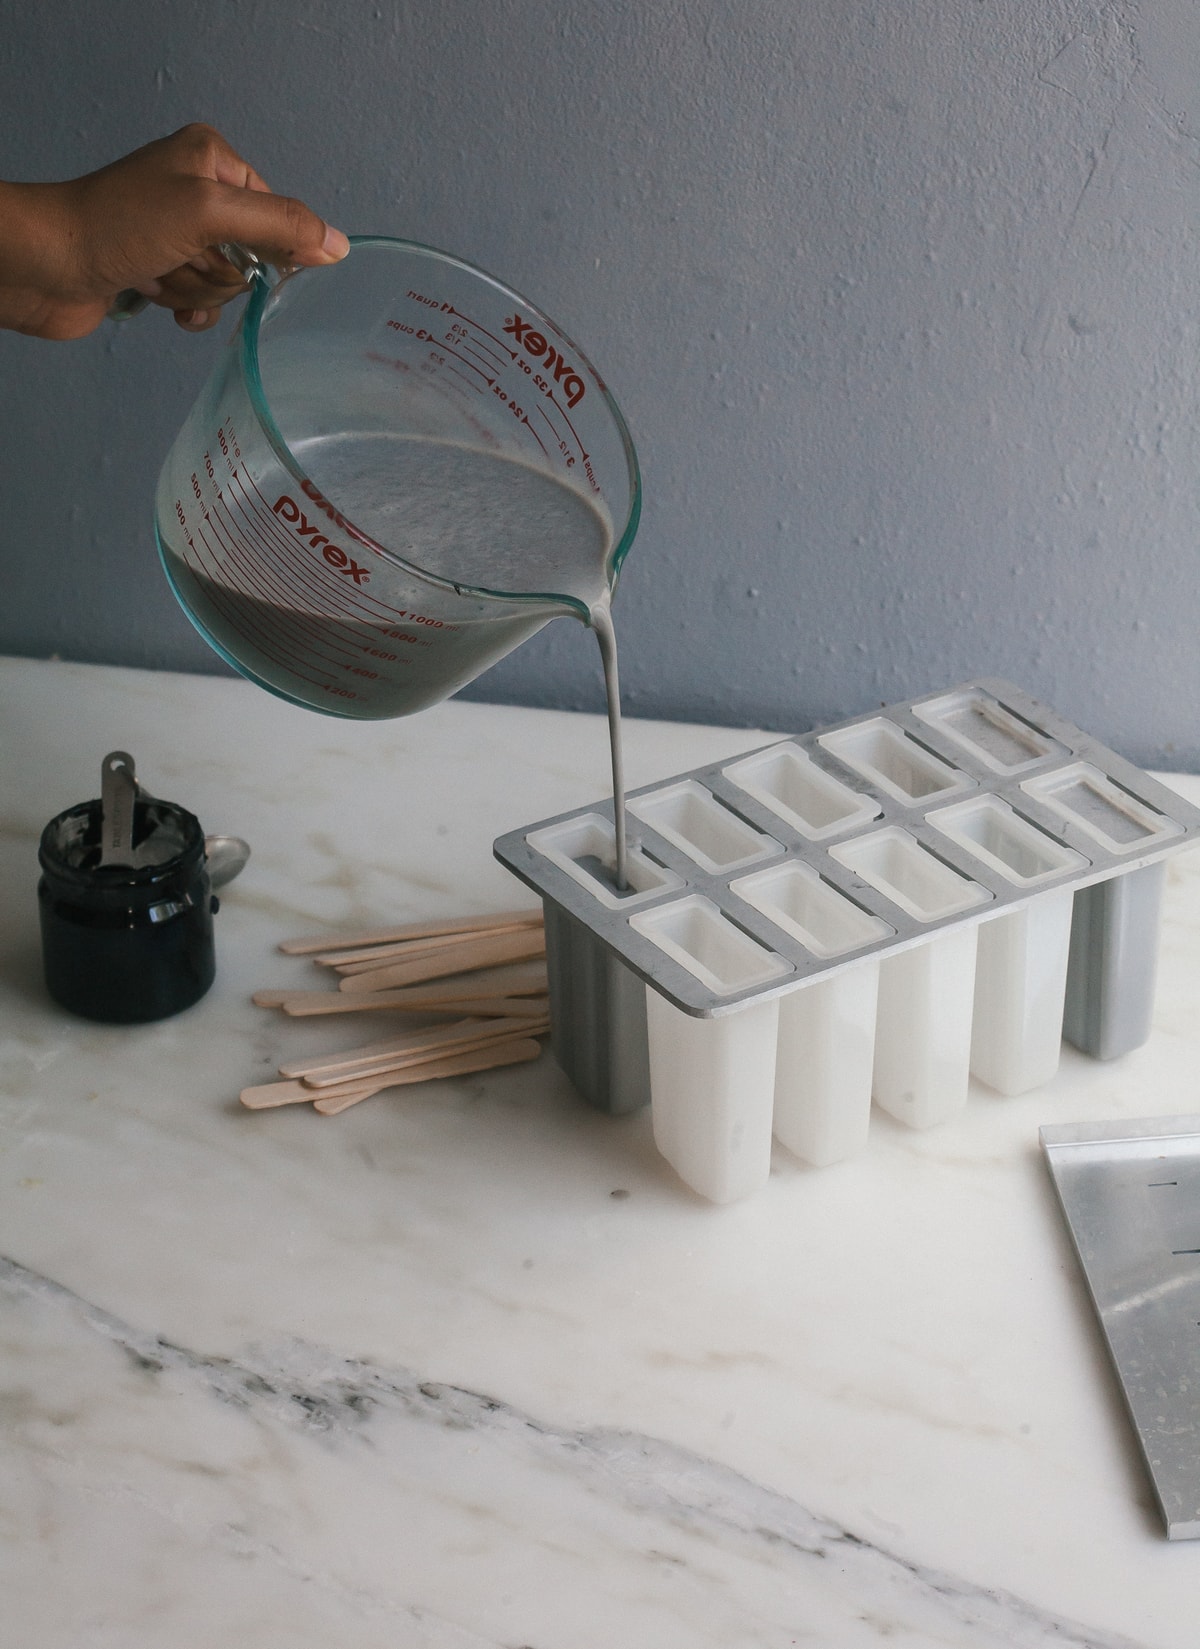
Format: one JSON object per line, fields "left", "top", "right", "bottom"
{"left": 242, "top": 908, "right": 548, "bottom": 1114}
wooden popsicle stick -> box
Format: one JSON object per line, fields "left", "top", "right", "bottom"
{"left": 240, "top": 1075, "right": 377, "bottom": 1110}
{"left": 280, "top": 1016, "right": 494, "bottom": 1079}
{"left": 316, "top": 924, "right": 533, "bottom": 970}
{"left": 339, "top": 927, "right": 546, "bottom": 994}
{"left": 280, "top": 1012, "right": 549, "bottom": 1078}
{"left": 277, "top": 989, "right": 547, "bottom": 1019}
{"left": 311, "top": 1037, "right": 542, "bottom": 1116}
{"left": 301, "top": 1019, "right": 549, "bottom": 1088}
{"left": 256, "top": 960, "right": 549, "bottom": 1016}
{"left": 279, "top": 908, "right": 542, "bottom": 956}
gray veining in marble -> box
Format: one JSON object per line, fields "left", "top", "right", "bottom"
{"left": 0, "top": 1254, "right": 1145, "bottom": 1649}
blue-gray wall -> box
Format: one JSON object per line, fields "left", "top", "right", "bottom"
{"left": 3, "top": 1, "right": 1199, "bottom": 766}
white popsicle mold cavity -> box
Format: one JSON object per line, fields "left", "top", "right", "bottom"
{"left": 731, "top": 862, "right": 892, "bottom": 959}
{"left": 772, "top": 962, "right": 879, "bottom": 1166}
{"left": 629, "top": 896, "right": 791, "bottom": 996}
{"left": 645, "top": 990, "right": 779, "bottom": 1203}
{"left": 927, "top": 795, "right": 1087, "bottom": 888}
{"left": 970, "top": 891, "right": 1074, "bottom": 1095}
{"left": 818, "top": 718, "right": 970, "bottom": 804}
{"left": 525, "top": 814, "right": 683, "bottom": 909}
{"left": 627, "top": 780, "right": 779, "bottom": 873}
{"left": 872, "top": 927, "right": 979, "bottom": 1129}
{"left": 828, "top": 828, "right": 991, "bottom": 922}
{"left": 495, "top": 678, "right": 1200, "bottom": 1203}
{"left": 722, "top": 742, "right": 880, "bottom": 839}
{"left": 912, "top": 687, "right": 1065, "bottom": 772}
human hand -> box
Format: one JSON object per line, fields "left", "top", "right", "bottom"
{"left": 0, "top": 124, "right": 350, "bottom": 340}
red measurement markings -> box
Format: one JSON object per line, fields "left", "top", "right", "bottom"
{"left": 438, "top": 303, "right": 515, "bottom": 359}
{"left": 226, "top": 469, "right": 448, "bottom": 659}
{"left": 201, "top": 496, "right": 365, "bottom": 671}
{"left": 220, "top": 476, "right": 370, "bottom": 635}
{"left": 436, "top": 339, "right": 496, "bottom": 387}
{"left": 444, "top": 363, "right": 483, "bottom": 397}
{"left": 535, "top": 401, "right": 580, "bottom": 469}
{"left": 523, "top": 417, "right": 550, "bottom": 459}
{"left": 205, "top": 473, "right": 420, "bottom": 699}
{"left": 546, "top": 388, "right": 589, "bottom": 464}
{"left": 183, "top": 517, "right": 339, "bottom": 695}
{"left": 234, "top": 458, "right": 466, "bottom": 634}
{"left": 460, "top": 337, "right": 507, "bottom": 372}
{"left": 196, "top": 495, "right": 359, "bottom": 666}
{"left": 234, "top": 467, "right": 415, "bottom": 626}
{"left": 366, "top": 350, "right": 505, "bottom": 450}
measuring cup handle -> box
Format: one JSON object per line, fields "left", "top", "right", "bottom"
{"left": 216, "top": 243, "right": 284, "bottom": 288}
{"left": 107, "top": 242, "right": 278, "bottom": 323}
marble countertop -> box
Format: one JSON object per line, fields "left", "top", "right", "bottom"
{"left": 3, "top": 654, "right": 1199, "bottom": 1648}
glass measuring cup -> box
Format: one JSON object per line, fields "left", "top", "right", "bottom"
{"left": 155, "top": 239, "right": 640, "bottom": 718}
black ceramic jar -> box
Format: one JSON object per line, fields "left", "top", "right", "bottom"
{"left": 38, "top": 796, "right": 218, "bottom": 1023}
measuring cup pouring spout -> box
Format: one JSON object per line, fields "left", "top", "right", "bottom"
{"left": 155, "top": 238, "right": 640, "bottom": 721}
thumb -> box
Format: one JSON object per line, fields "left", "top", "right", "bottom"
{"left": 194, "top": 182, "right": 349, "bottom": 268}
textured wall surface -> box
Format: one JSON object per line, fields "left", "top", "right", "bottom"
{"left": 2, "top": 1, "right": 1199, "bottom": 765}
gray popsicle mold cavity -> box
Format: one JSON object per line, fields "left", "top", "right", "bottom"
{"left": 494, "top": 679, "right": 1200, "bottom": 1137}
{"left": 911, "top": 687, "right": 1066, "bottom": 773}
{"left": 1062, "top": 862, "right": 1166, "bottom": 1061}
{"left": 1021, "top": 762, "right": 1183, "bottom": 855}
{"left": 543, "top": 902, "right": 651, "bottom": 1114}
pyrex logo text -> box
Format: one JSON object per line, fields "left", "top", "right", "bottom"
{"left": 273, "top": 496, "right": 370, "bottom": 584}
{"left": 503, "top": 315, "right": 586, "bottom": 408}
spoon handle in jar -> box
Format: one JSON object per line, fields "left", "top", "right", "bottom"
{"left": 98, "top": 750, "right": 138, "bottom": 867}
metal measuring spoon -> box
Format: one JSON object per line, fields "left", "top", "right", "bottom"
{"left": 204, "top": 834, "right": 251, "bottom": 889}
{"left": 99, "top": 750, "right": 138, "bottom": 866}
{"left": 98, "top": 748, "right": 251, "bottom": 888}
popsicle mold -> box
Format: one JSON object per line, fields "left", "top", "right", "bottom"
{"left": 495, "top": 679, "right": 1200, "bottom": 1202}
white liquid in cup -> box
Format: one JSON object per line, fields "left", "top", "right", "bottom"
{"left": 160, "top": 432, "right": 633, "bottom": 885}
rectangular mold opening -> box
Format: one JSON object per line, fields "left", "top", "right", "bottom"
{"left": 818, "top": 718, "right": 968, "bottom": 803}
{"left": 731, "top": 863, "right": 894, "bottom": 959}
{"left": 829, "top": 827, "right": 991, "bottom": 922}
{"left": 627, "top": 780, "right": 778, "bottom": 873}
{"left": 525, "top": 815, "right": 683, "bottom": 909}
{"left": 911, "top": 688, "right": 1064, "bottom": 772}
{"left": 722, "top": 742, "right": 880, "bottom": 839}
{"left": 1021, "top": 762, "right": 1184, "bottom": 855}
{"left": 927, "top": 795, "right": 1088, "bottom": 887}
{"left": 630, "top": 895, "right": 793, "bottom": 996}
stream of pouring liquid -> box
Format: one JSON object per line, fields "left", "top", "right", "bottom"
{"left": 588, "top": 598, "right": 629, "bottom": 892}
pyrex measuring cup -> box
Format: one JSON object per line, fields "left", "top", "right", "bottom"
{"left": 155, "top": 239, "right": 640, "bottom": 718}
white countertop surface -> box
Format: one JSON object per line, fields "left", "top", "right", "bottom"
{"left": 3, "top": 654, "right": 1199, "bottom": 1648}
